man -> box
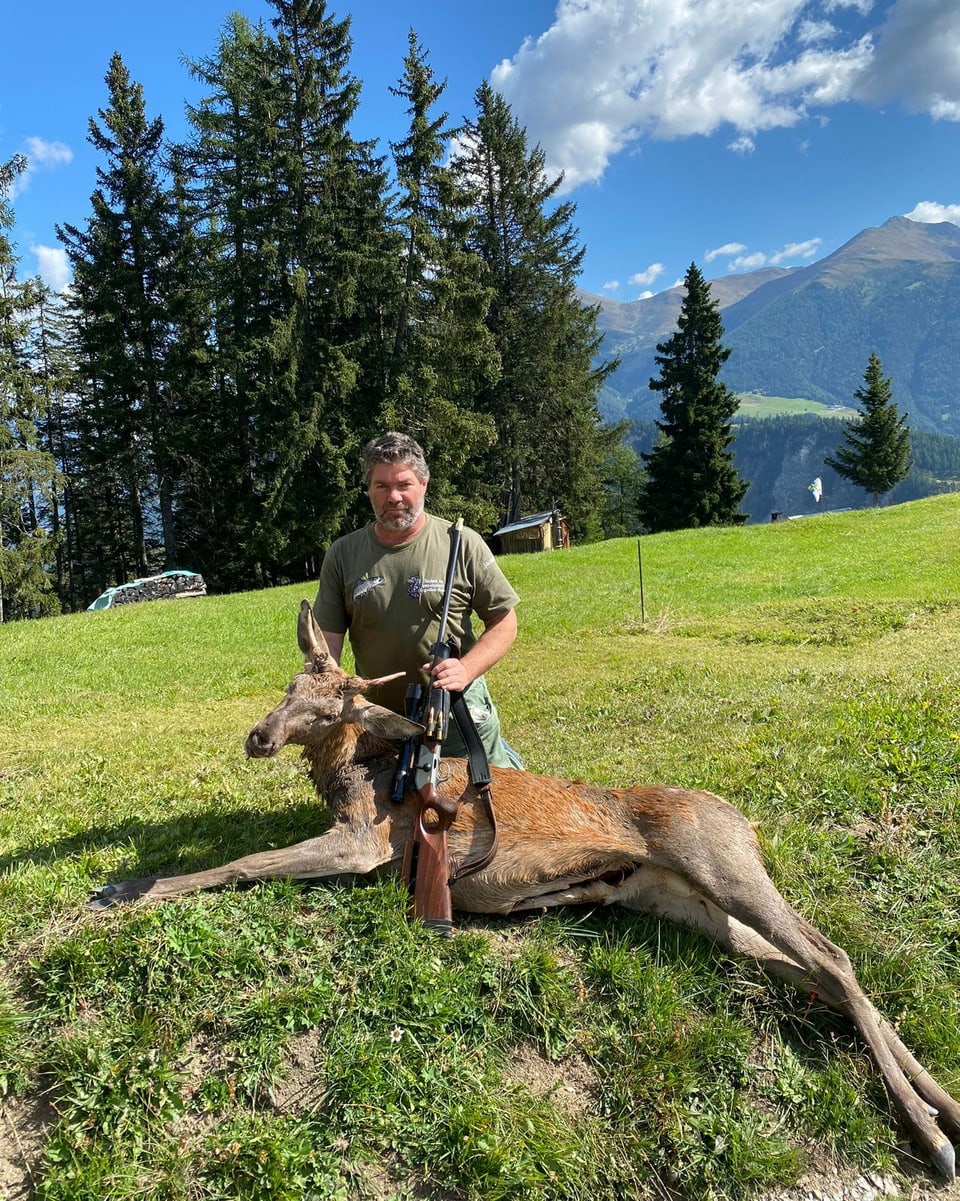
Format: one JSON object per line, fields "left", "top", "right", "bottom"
{"left": 313, "top": 432, "right": 522, "bottom": 768}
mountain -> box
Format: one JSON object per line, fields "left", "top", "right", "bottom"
{"left": 589, "top": 216, "right": 960, "bottom": 436}
{"left": 580, "top": 266, "right": 790, "bottom": 350}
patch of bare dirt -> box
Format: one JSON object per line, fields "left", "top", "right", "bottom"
{"left": 758, "top": 1166, "right": 960, "bottom": 1201}
{"left": 265, "top": 1028, "right": 324, "bottom": 1113}
{"left": 503, "top": 1042, "right": 598, "bottom": 1114}
{"left": 0, "top": 1094, "right": 54, "bottom": 1200}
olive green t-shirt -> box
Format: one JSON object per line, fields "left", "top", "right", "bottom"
{"left": 313, "top": 515, "right": 520, "bottom": 715}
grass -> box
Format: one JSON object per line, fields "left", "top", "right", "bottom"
{"left": 734, "top": 392, "right": 858, "bottom": 419}
{"left": 1, "top": 493, "right": 960, "bottom": 1199}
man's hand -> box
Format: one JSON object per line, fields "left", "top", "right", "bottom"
{"left": 426, "top": 656, "right": 472, "bottom": 693}
{"left": 422, "top": 608, "right": 517, "bottom": 693}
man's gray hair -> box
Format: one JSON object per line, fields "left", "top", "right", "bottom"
{"left": 362, "top": 432, "right": 430, "bottom": 485}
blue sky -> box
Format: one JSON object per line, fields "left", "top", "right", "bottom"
{"left": 3, "top": 0, "right": 959, "bottom": 299}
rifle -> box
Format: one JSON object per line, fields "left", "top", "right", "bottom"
{"left": 397, "top": 518, "right": 464, "bottom": 935}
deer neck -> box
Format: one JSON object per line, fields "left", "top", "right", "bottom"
{"left": 303, "top": 723, "right": 396, "bottom": 797}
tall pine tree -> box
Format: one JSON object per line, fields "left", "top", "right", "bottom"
{"left": 58, "top": 54, "right": 185, "bottom": 583}
{"left": 180, "top": 15, "right": 282, "bottom": 588}
{"left": 0, "top": 156, "right": 62, "bottom": 620}
{"left": 455, "top": 82, "right": 617, "bottom": 539}
{"left": 181, "top": 1, "right": 394, "bottom": 585}
{"left": 825, "top": 352, "right": 911, "bottom": 507}
{"left": 383, "top": 31, "right": 498, "bottom": 529}
{"left": 640, "top": 263, "right": 747, "bottom": 531}
{"left": 24, "top": 279, "right": 78, "bottom": 607}
{"left": 268, "top": 0, "right": 398, "bottom": 562}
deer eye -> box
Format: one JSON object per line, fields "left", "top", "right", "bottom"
{"left": 311, "top": 700, "right": 342, "bottom": 723}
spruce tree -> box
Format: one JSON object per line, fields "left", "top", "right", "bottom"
{"left": 825, "top": 352, "right": 911, "bottom": 506}
{"left": 182, "top": 1, "right": 393, "bottom": 585}
{"left": 180, "top": 14, "right": 283, "bottom": 588}
{"left": 58, "top": 54, "right": 184, "bottom": 581}
{"left": 152, "top": 148, "right": 219, "bottom": 588}
{"left": 384, "top": 31, "right": 498, "bottom": 529}
{"left": 0, "top": 156, "right": 62, "bottom": 620}
{"left": 269, "top": 0, "right": 399, "bottom": 563}
{"left": 601, "top": 441, "right": 645, "bottom": 538}
{"left": 25, "top": 280, "right": 79, "bottom": 607}
{"left": 455, "top": 82, "right": 617, "bottom": 539}
{"left": 640, "top": 263, "right": 747, "bottom": 531}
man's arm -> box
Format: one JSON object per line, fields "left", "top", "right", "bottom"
{"left": 320, "top": 629, "right": 346, "bottom": 666}
{"left": 427, "top": 607, "right": 517, "bottom": 694}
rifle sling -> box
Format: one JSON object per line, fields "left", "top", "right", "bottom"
{"left": 446, "top": 691, "right": 499, "bottom": 883}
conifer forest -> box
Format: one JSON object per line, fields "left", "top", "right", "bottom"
{"left": 0, "top": 0, "right": 619, "bottom": 619}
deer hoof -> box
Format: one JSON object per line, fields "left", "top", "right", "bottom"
{"left": 930, "top": 1136, "right": 956, "bottom": 1180}
{"left": 87, "top": 885, "right": 121, "bottom": 909}
{"left": 87, "top": 880, "right": 154, "bottom": 909}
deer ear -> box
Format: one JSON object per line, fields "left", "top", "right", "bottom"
{"left": 353, "top": 698, "right": 424, "bottom": 741}
{"left": 297, "top": 600, "right": 331, "bottom": 668}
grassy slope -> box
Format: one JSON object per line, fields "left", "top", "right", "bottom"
{"left": 1, "top": 494, "right": 959, "bottom": 1199}
{"left": 734, "top": 394, "right": 858, "bottom": 418}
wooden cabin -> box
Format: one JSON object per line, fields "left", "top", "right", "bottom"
{"left": 492, "top": 510, "right": 571, "bottom": 554}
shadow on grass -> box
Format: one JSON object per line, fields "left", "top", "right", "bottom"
{"left": 0, "top": 797, "right": 335, "bottom": 887}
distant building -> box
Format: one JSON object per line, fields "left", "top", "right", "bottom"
{"left": 491, "top": 510, "right": 571, "bottom": 554}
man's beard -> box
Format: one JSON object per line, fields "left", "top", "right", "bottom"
{"left": 376, "top": 500, "right": 424, "bottom": 532}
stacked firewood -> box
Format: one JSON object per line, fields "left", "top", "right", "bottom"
{"left": 109, "top": 572, "right": 207, "bottom": 606}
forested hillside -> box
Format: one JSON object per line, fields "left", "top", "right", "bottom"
{"left": 627, "top": 416, "right": 960, "bottom": 522}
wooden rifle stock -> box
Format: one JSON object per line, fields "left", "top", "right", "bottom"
{"left": 406, "top": 737, "right": 459, "bottom": 934}
{"left": 402, "top": 519, "right": 464, "bottom": 935}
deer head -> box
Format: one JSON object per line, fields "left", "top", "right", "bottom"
{"left": 245, "top": 600, "right": 423, "bottom": 759}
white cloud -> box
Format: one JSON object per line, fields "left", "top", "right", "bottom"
{"left": 905, "top": 200, "right": 960, "bottom": 225}
{"left": 11, "top": 136, "right": 74, "bottom": 198}
{"left": 629, "top": 261, "right": 665, "bottom": 287}
{"left": 798, "top": 19, "right": 838, "bottom": 45}
{"left": 725, "top": 235, "right": 821, "bottom": 271}
{"left": 853, "top": 0, "right": 960, "bottom": 119}
{"left": 602, "top": 279, "right": 621, "bottom": 291}
{"left": 705, "top": 241, "right": 747, "bottom": 262}
{"left": 490, "top": 0, "right": 960, "bottom": 193}
{"left": 31, "top": 245, "right": 71, "bottom": 292}
{"left": 725, "top": 236, "right": 822, "bottom": 271}
{"left": 823, "top": 0, "right": 874, "bottom": 15}
{"left": 730, "top": 251, "right": 769, "bottom": 271}
{"left": 24, "top": 137, "right": 73, "bottom": 168}
{"left": 769, "top": 237, "right": 822, "bottom": 263}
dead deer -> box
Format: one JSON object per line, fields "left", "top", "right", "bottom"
{"left": 92, "top": 600, "right": 960, "bottom": 1178}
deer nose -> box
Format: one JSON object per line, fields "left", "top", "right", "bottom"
{"left": 245, "top": 727, "right": 276, "bottom": 758}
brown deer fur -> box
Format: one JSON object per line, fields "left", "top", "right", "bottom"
{"left": 93, "top": 600, "right": 960, "bottom": 1178}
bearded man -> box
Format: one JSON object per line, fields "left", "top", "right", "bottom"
{"left": 312, "top": 432, "right": 522, "bottom": 768}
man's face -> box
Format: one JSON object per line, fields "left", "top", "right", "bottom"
{"left": 368, "top": 461, "right": 428, "bottom": 533}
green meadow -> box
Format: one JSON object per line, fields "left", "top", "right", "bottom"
{"left": 1, "top": 493, "right": 959, "bottom": 1199}
{"left": 735, "top": 392, "right": 858, "bottom": 419}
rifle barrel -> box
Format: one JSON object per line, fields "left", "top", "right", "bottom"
{"left": 433, "top": 517, "right": 463, "bottom": 657}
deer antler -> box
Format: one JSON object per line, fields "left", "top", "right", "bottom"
{"left": 297, "top": 599, "right": 332, "bottom": 668}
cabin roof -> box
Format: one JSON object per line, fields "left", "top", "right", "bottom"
{"left": 492, "top": 511, "right": 559, "bottom": 538}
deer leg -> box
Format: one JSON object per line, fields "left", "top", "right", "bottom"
{"left": 747, "top": 913, "right": 954, "bottom": 1177}
{"left": 632, "top": 868, "right": 958, "bottom": 1179}
{"left": 89, "top": 822, "right": 397, "bottom": 908}
{"left": 732, "top": 929, "right": 960, "bottom": 1145}
{"left": 875, "top": 1019, "right": 960, "bottom": 1142}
